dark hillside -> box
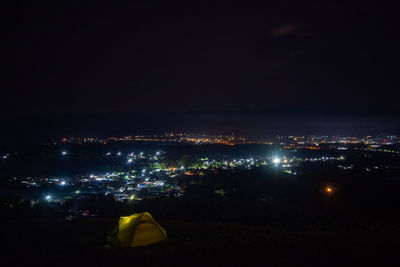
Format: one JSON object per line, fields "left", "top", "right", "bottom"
{"left": 3, "top": 218, "right": 400, "bottom": 266}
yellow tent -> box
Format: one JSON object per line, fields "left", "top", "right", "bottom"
{"left": 117, "top": 212, "right": 167, "bottom": 247}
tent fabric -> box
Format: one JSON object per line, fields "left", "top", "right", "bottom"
{"left": 118, "top": 212, "right": 167, "bottom": 247}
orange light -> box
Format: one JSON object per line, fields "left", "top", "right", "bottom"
{"left": 325, "top": 186, "right": 333, "bottom": 193}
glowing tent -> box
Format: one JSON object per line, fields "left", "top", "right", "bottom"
{"left": 117, "top": 212, "right": 167, "bottom": 247}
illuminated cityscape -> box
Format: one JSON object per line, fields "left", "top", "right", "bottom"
{"left": 2, "top": 132, "right": 399, "bottom": 218}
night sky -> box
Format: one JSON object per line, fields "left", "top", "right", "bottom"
{"left": 3, "top": 2, "right": 400, "bottom": 138}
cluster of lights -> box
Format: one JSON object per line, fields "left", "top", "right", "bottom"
{"left": 18, "top": 146, "right": 357, "bottom": 205}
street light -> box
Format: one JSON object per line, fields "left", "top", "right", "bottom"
{"left": 272, "top": 157, "right": 281, "bottom": 164}
{"left": 325, "top": 186, "right": 334, "bottom": 194}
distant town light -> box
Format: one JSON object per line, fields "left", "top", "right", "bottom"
{"left": 45, "top": 195, "right": 51, "bottom": 200}
{"left": 61, "top": 151, "right": 67, "bottom": 155}
{"left": 60, "top": 181, "right": 66, "bottom": 186}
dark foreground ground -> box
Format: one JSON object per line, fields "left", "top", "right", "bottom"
{"left": 2, "top": 218, "right": 400, "bottom": 267}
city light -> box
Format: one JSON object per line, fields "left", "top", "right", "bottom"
{"left": 61, "top": 151, "right": 67, "bottom": 155}
{"left": 45, "top": 195, "right": 52, "bottom": 200}
{"left": 60, "top": 181, "right": 66, "bottom": 186}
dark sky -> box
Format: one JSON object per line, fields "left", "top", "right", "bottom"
{"left": 2, "top": 1, "right": 400, "bottom": 137}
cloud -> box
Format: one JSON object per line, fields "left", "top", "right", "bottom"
{"left": 270, "top": 24, "right": 302, "bottom": 37}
